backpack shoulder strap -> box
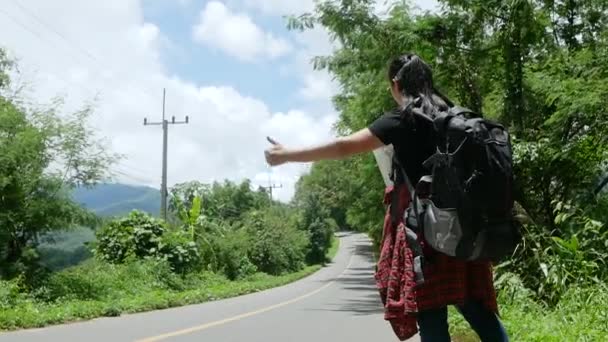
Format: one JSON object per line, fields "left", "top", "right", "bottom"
{"left": 432, "top": 105, "right": 480, "bottom": 135}
{"left": 449, "top": 106, "right": 475, "bottom": 117}
{"left": 391, "top": 156, "right": 415, "bottom": 196}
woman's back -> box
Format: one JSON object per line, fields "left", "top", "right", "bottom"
{"left": 369, "top": 106, "right": 437, "bottom": 185}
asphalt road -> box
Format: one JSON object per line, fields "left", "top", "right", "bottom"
{"left": 0, "top": 232, "right": 419, "bottom": 342}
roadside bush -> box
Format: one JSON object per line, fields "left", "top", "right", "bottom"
{"left": 0, "top": 278, "right": 29, "bottom": 309}
{"left": 37, "top": 258, "right": 181, "bottom": 302}
{"left": 204, "top": 229, "right": 257, "bottom": 280}
{"left": 94, "top": 211, "right": 165, "bottom": 263}
{"left": 246, "top": 208, "right": 308, "bottom": 275}
{"left": 94, "top": 211, "right": 200, "bottom": 273}
{"left": 158, "top": 229, "right": 199, "bottom": 274}
{"left": 451, "top": 275, "right": 608, "bottom": 340}
{"left": 499, "top": 199, "right": 607, "bottom": 305}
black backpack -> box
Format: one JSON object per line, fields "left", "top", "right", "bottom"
{"left": 394, "top": 102, "right": 521, "bottom": 263}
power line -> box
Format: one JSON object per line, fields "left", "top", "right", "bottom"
{"left": 3, "top": 1, "right": 160, "bottom": 102}
{"left": 144, "top": 88, "right": 189, "bottom": 220}
{"left": 1, "top": 4, "right": 201, "bottom": 205}
{"left": 116, "top": 160, "right": 156, "bottom": 178}
{"left": 0, "top": 7, "right": 47, "bottom": 42}
{"left": 7, "top": 0, "right": 159, "bottom": 99}
{"left": 113, "top": 162, "right": 162, "bottom": 186}
{"left": 0, "top": 10, "right": 151, "bottom": 186}
{"left": 2, "top": 9, "right": 159, "bottom": 187}
{"left": 9, "top": 0, "right": 98, "bottom": 62}
{"left": 0, "top": 8, "right": 110, "bottom": 99}
{"left": 112, "top": 169, "right": 157, "bottom": 185}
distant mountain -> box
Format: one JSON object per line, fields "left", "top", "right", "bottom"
{"left": 35, "top": 183, "right": 160, "bottom": 270}
{"left": 72, "top": 183, "right": 160, "bottom": 217}
{"left": 37, "top": 227, "right": 95, "bottom": 271}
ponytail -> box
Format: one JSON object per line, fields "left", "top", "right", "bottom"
{"left": 432, "top": 86, "right": 454, "bottom": 108}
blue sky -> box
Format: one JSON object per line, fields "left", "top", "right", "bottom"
{"left": 142, "top": 1, "right": 314, "bottom": 112}
{"left": 0, "top": 0, "right": 438, "bottom": 201}
{"left": 140, "top": 0, "right": 439, "bottom": 113}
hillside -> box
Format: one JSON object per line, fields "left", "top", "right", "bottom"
{"left": 36, "top": 183, "right": 161, "bottom": 270}
{"left": 72, "top": 183, "right": 160, "bottom": 217}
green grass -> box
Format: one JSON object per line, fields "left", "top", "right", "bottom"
{"left": 448, "top": 284, "right": 608, "bottom": 341}
{"left": 326, "top": 235, "right": 340, "bottom": 261}
{"left": 0, "top": 235, "right": 341, "bottom": 331}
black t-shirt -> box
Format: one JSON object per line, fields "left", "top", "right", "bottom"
{"left": 368, "top": 108, "right": 436, "bottom": 185}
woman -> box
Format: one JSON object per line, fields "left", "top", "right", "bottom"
{"left": 264, "top": 53, "right": 508, "bottom": 341}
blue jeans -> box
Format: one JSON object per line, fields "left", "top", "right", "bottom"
{"left": 417, "top": 301, "right": 509, "bottom": 342}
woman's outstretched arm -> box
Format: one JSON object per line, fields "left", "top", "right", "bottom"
{"left": 265, "top": 128, "right": 384, "bottom": 166}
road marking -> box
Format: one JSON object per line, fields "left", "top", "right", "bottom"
{"left": 135, "top": 254, "right": 355, "bottom": 342}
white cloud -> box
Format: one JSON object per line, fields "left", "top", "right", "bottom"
{"left": 242, "top": 0, "right": 316, "bottom": 16}
{"left": 298, "top": 71, "right": 337, "bottom": 101}
{"left": 0, "top": 0, "right": 335, "bottom": 202}
{"left": 192, "top": 1, "right": 292, "bottom": 62}
{"left": 0, "top": 0, "right": 440, "bottom": 202}
{"left": 283, "top": 24, "right": 340, "bottom": 114}
{"left": 274, "top": 0, "right": 439, "bottom": 109}
{"left": 413, "top": 0, "right": 440, "bottom": 12}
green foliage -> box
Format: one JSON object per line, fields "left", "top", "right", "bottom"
{"left": 94, "top": 211, "right": 165, "bottom": 263}
{"left": 158, "top": 229, "right": 200, "bottom": 274}
{"left": 168, "top": 181, "right": 256, "bottom": 279}
{"left": 305, "top": 218, "right": 336, "bottom": 264}
{"left": 288, "top": 0, "right": 608, "bottom": 309}
{"left": 450, "top": 277, "right": 608, "bottom": 341}
{"left": 499, "top": 198, "right": 607, "bottom": 305}
{"left": 294, "top": 159, "right": 352, "bottom": 229}
{"left": 0, "top": 51, "right": 117, "bottom": 279}
{"left": 297, "top": 191, "right": 337, "bottom": 264}
{"left": 168, "top": 181, "right": 317, "bottom": 278}
{"left": 36, "top": 227, "right": 95, "bottom": 271}
{"left": 4, "top": 0, "right": 607, "bottom": 332}
{"left": 169, "top": 180, "right": 270, "bottom": 225}
{"left": 0, "top": 49, "right": 11, "bottom": 89}
{"left": 0, "top": 238, "right": 340, "bottom": 330}
{"left": 206, "top": 229, "right": 258, "bottom": 280}
{"left": 37, "top": 259, "right": 181, "bottom": 303}
{"left": 0, "top": 34, "right": 344, "bottom": 332}
{"left": 294, "top": 156, "right": 385, "bottom": 247}
{"left": 94, "top": 211, "right": 199, "bottom": 273}
{"left": 37, "top": 245, "right": 92, "bottom": 272}
{"left": 245, "top": 207, "right": 309, "bottom": 275}
{"left": 0, "top": 278, "right": 28, "bottom": 310}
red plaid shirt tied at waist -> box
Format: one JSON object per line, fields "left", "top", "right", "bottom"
{"left": 374, "top": 185, "right": 498, "bottom": 341}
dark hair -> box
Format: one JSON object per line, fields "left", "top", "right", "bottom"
{"left": 388, "top": 53, "right": 453, "bottom": 116}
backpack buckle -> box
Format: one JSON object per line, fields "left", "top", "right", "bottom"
{"left": 405, "top": 206, "right": 419, "bottom": 231}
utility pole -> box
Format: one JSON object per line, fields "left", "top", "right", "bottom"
{"left": 262, "top": 171, "right": 282, "bottom": 201}
{"left": 265, "top": 183, "right": 283, "bottom": 201}
{"left": 144, "top": 88, "right": 189, "bottom": 220}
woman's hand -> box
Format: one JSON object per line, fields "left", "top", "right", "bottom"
{"left": 263, "top": 129, "right": 384, "bottom": 166}
{"left": 264, "top": 137, "right": 289, "bottom": 166}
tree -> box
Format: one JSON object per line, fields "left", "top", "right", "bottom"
{"left": 294, "top": 159, "right": 354, "bottom": 230}
{"left": 0, "top": 51, "right": 118, "bottom": 278}
{"left": 297, "top": 190, "right": 335, "bottom": 264}
{"left": 287, "top": 0, "right": 608, "bottom": 301}
{"left": 169, "top": 179, "right": 271, "bottom": 225}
